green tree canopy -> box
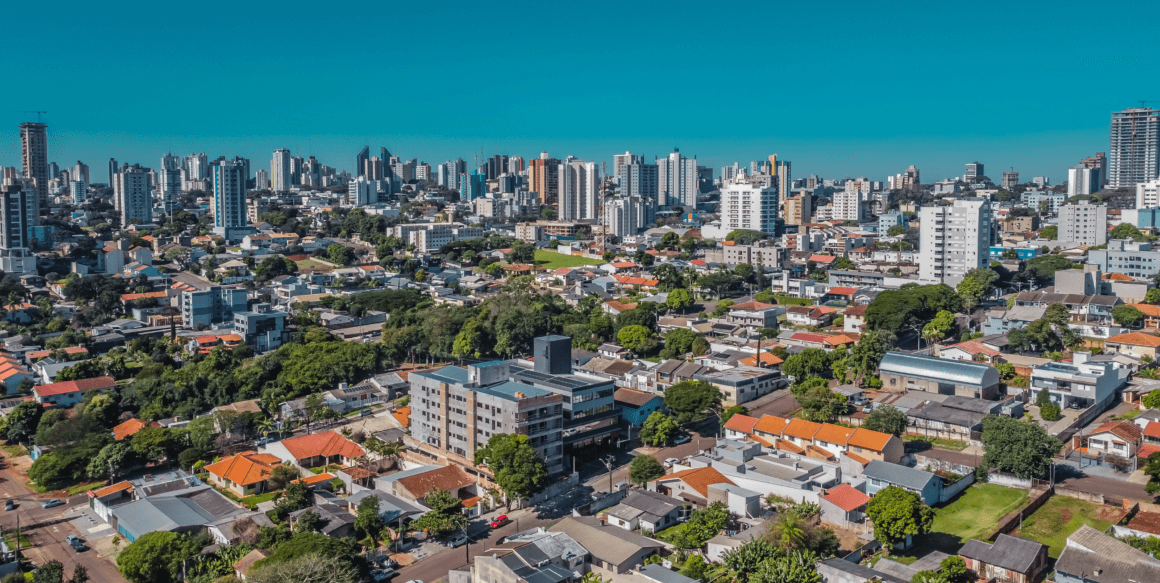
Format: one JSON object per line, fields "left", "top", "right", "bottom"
{"left": 725, "top": 229, "right": 766, "bottom": 245}
{"left": 956, "top": 268, "right": 998, "bottom": 306}
{"left": 1113, "top": 304, "right": 1145, "bottom": 328}
{"left": 864, "top": 405, "right": 908, "bottom": 437}
{"left": 640, "top": 412, "right": 680, "bottom": 446}
{"left": 408, "top": 488, "right": 468, "bottom": 534}
{"left": 116, "top": 531, "right": 185, "bottom": 583}
{"left": 664, "top": 381, "right": 723, "bottom": 422}
{"left": 665, "top": 288, "right": 694, "bottom": 312}
{"left": 474, "top": 433, "right": 548, "bottom": 502}
{"left": 980, "top": 415, "right": 1062, "bottom": 479}
{"left": 864, "top": 285, "right": 963, "bottom": 337}
{"left": 617, "top": 325, "right": 655, "bottom": 353}
{"left": 629, "top": 455, "right": 666, "bottom": 486}
{"left": 865, "top": 486, "right": 935, "bottom": 548}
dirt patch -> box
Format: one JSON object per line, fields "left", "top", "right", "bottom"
{"left": 1099, "top": 506, "right": 1127, "bottom": 522}
{"left": 1058, "top": 509, "right": 1074, "bottom": 524}
{"left": 1126, "top": 510, "right": 1160, "bottom": 536}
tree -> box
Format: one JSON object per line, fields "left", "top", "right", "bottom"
{"left": 781, "top": 348, "right": 829, "bottom": 382}
{"left": 798, "top": 385, "right": 846, "bottom": 422}
{"left": 725, "top": 229, "right": 765, "bottom": 245}
{"left": 1113, "top": 305, "right": 1145, "bottom": 328}
{"left": 131, "top": 426, "right": 176, "bottom": 463}
{"left": 117, "top": 531, "right": 184, "bottom": 583}
{"left": 296, "top": 509, "right": 323, "bottom": 533}
{"left": 474, "top": 434, "right": 548, "bottom": 503}
{"left": 864, "top": 405, "right": 908, "bottom": 437}
{"left": 887, "top": 225, "right": 908, "bottom": 236}
{"left": 956, "top": 268, "right": 998, "bottom": 307}
{"left": 640, "top": 412, "right": 679, "bottom": 446}
{"left": 939, "top": 555, "right": 969, "bottom": 583}
{"left": 6, "top": 400, "right": 42, "bottom": 442}
{"left": 70, "top": 565, "right": 89, "bottom": 583}
{"left": 32, "top": 560, "right": 64, "bottom": 583}
{"left": 723, "top": 538, "right": 779, "bottom": 577}
{"left": 1044, "top": 303, "right": 1070, "bottom": 327}
{"left": 1143, "top": 389, "right": 1160, "bottom": 410}
{"left": 665, "top": 288, "right": 694, "bottom": 313}
{"left": 833, "top": 257, "right": 854, "bottom": 270}
{"left": 720, "top": 405, "right": 748, "bottom": 425}
{"left": 850, "top": 330, "right": 889, "bottom": 380}
{"left": 864, "top": 285, "right": 962, "bottom": 337}
{"left": 617, "top": 325, "right": 654, "bottom": 353}
{"left": 268, "top": 464, "right": 300, "bottom": 490}
{"left": 1040, "top": 225, "right": 1057, "bottom": 240}
{"left": 355, "top": 496, "right": 386, "bottom": 540}
{"left": 247, "top": 553, "right": 360, "bottom": 583}
{"left": 680, "top": 554, "right": 707, "bottom": 582}
{"left": 327, "top": 244, "right": 355, "bottom": 266}
{"left": 408, "top": 488, "right": 468, "bottom": 534}
{"left": 629, "top": 455, "right": 665, "bottom": 486}
{"left": 750, "top": 550, "right": 821, "bottom": 583}
{"left": 664, "top": 381, "right": 723, "bottom": 422}
{"left": 663, "top": 328, "right": 703, "bottom": 357}
{"left": 87, "top": 442, "right": 141, "bottom": 480}
{"left": 980, "top": 415, "right": 1062, "bottom": 479}
{"left": 273, "top": 482, "right": 312, "bottom": 517}
{"left": 1147, "top": 288, "right": 1160, "bottom": 305}
{"left": 865, "top": 486, "right": 935, "bottom": 549}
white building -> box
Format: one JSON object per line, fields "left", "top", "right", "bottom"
{"left": 271, "top": 148, "right": 291, "bottom": 192}
{"left": 70, "top": 179, "right": 87, "bottom": 204}
{"left": 657, "top": 148, "right": 698, "bottom": 207}
{"left": 833, "top": 181, "right": 865, "bottom": 221}
{"left": 721, "top": 177, "right": 778, "bottom": 234}
{"left": 558, "top": 159, "right": 597, "bottom": 221}
{"left": 1109, "top": 107, "right": 1160, "bottom": 188}
{"left": 605, "top": 196, "right": 644, "bottom": 239}
{"left": 1058, "top": 200, "right": 1107, "bottom": 246}
{"left": 348, "top": 177, "right": 380, "bottom": 207}
{"left": 1067, "top": 165, "right": 1101, "bottom": 197}
{"left": 919, "top": 198, "right": 991, "bottom": 285}
{"left": 159, "top": 153, "right": 182, "bottom": 214}
{"left": 115, "top": 166, "right": 152, "bottom": 226}
{"left": 0, "top": 184, "right": 35, "bottom": 276}
{"left": 1138, "top": 178, "right": 1160, "bottom": 209}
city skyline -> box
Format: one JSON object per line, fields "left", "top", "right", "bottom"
{"left": 4, "top": 1, "right": 1159, "bottom": 182}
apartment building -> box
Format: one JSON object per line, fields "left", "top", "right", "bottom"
{"left": 918, "top": 198, "right": 991, "bottom": 285}
{"left": 181, "top": 286, "right": 248, "bottom": 329}
{"left": 721, "top": 177, "right": 778, "bottom": 234}
{"left": 1058, "top": 200, "right": 1107, "bottom": 245}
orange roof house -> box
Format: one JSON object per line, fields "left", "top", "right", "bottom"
{"left": 270, "top": 430, "right": 365, "bottom": 466}
{"left": 808, "top": 255, "right": 837, "bottom": 264}
{"left": 723, "top": 414, "right": 759, "bottom": 436}
{"left": 783, "top": 419, "right": 823, "bottom": 442}
{"left": 1106, "top": 332, "right": 1160, "bottom": 358}
{"left": 753, "top": 414, "right": 791, "bottom": 438}
{"left": 652, "top": 466, "right": 735, "bottom": 499}
{"left": 739, "top": 352, "right": 785, "bottom": 367}
{"left": 205, "top": 451, "right": 284, "bottom": 495}
{"left": 33, "top": 376, "right": 116, "bottom": 406}
{"left": 112, "top": 418, "right": 160, "bottom": 441}
{"left": 820, "top": 483, "right": 871, "bottom": 513}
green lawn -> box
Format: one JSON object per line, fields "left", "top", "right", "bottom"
{"left": 533, "top": 250, "right": 603, "bottom": 269}
{"left": 1, "top": 444, "right": 27, "bottom": 458}
{"left": 1118, "top": 409, "right": 1142, "bottom": 420}
{"left": 64, "top": 481, "right": 107, "bottom": 497}
{"left": 240, "top": 492, "right": 279, "bottom": 507}
{"left": 1013, "top": 495, "right": 1125, "bottom": 558}
{"left": 902, "top": 435, "right": 970, "bottom": 452}
{"left": 883, "top": 484, "right": 1028, "bottom": 563}
{"left": 294, "top": 258, "right": 333, "bottom": 272}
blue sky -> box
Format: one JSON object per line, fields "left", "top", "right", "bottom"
{"left": 3, "top": 0, "right": 1157, "bottom": 185}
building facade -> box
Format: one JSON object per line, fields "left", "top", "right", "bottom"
{"left": 19, "top": 122, "right": 47, "bottom": 212}
{"left": 212, "top": 159, "right": 249, "bottom": 239}
{"left": 657, "top": 149, "right": 698, "bottom": 207}
{"left": 1058, "top": 200, "right": 1107, "bottom": 245}
{"left": 721, "top": 178, "right": 778, "bottom": 235}
{"left": 1109, "top": 107, "right": 1160, "bottom": 188}
{"left": 918, "top": 198, "right": 991, "bottom": 285}
{"left": 115, "top": 165, "right": 152, "bottom": 226}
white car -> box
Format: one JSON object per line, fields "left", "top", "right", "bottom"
{"left": 664, "top": 458, "right": 679, "bottom": 468}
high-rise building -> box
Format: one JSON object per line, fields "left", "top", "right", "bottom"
{"left": 1109, "top": 107, "right": 1160, "bottom": 188}
{"left": 0, "top": 184, "right": 35, "bottom": 275}
{"left": 657, "top": 148, "right": 697, "bottom": 207}
{"left": 271, "top": 149, "right": 292, "bottom": 192}
{"left": 919, "top": 198, "right": 991, "bottom": 285}
{"left": 184, "top": 152, "right": 208, "bottom": 181}
{"left": 721, "top": 175, "right": 779, "bottom": 235}
{"left": 108, "top": 158, "right": 120, "bottom": 185}
{"left": 19, "top": 122, "right": 47, "bottom": 213}
{"left": 1058, "top": 200, "right": 1107, "bottom": 246}
{"left": 604, "top": 196, "right": 645, "bottom": 239}
{"left": 832, "top": 181, "right": 865, "bottom": 221}
{"left": 720, "top": 163, "right": 740, "bottom": 184}
{"left": 1067, "top": 165, "right": 1102, "bottom": 197}
{"left": 255, "top": 169, "right": 269, "bottom": 190}
{"left": 509, "top": 156, "right": 524, "bottom": 174}
{"left": 965, "top": 162, "right": 984, "bottom": 182}
{"left": 558, "top": 159, "right": 597, "bottom": 221}
{"left": 773, "top": 158, "right": 791, "bottom": 206}
{"left": 72, "top": 161, "right": 89, "bottom": 185}
{"left": 437, "top": 161, "right": 458, "bottom": 189}
{"left": 364, "top": 156, "right": 384, "bottom": 180}
{"left": 1002, "top": 171, "right": 1019, "bottom": 190}
{"left": 612, "top": 151, "right": 643, "bottom": 184}
{"left": 784, "top": 191, "right": 813, "bottom": 225}
{"left": 159, "top": 153, "right": 183, "bottom": 213}
{"left": 212, "top": 160, "right": 248, "bottom": 238}
{"left": 462, "top": 172, "right": 486, "bottom": 200}
{"left": 528, "top": 153, "right": 561, "bottom": 206}
{"left": 348, "top": 177, "right": 378, "bottom": 206}
{"left": 355, "top": 146, "right": 370, "bottom": 178}
{"left": 115, "top": 165, "right": 152, "bottom": 226}
{"left": 70, "top": 180, "right": 88, "bottom": 204}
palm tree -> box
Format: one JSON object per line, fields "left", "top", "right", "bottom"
{"left": 770, "top": 514, "right": 807, "bottom": 550}
{"left": 257, "top": 417, "right": 273, "bottom": 438}
{"left": 921, "top": 327, "right": 944, "bottom": 349}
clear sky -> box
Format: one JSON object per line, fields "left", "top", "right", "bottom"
{"left": 3, "top": 0, "right": 1157, "bottom": 185}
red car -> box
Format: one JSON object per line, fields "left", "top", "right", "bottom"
{"left": 490, "top": 515, "right": 510, "bottom": 529}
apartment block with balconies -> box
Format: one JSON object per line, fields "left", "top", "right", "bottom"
{"left": 1028, "top": 352, "right": 1126, "bottom": 411}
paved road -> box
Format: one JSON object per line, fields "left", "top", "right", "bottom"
{"left": 0, "top": 456, "right": 128, "bottom": 582}
{"left": 1054, "top": 465, "right": 1153, "bottom": 501}
{"left": 580, "top": 430, "right": 718, "bottom": 494}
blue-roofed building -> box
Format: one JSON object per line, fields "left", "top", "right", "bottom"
{"left": 863, "top": 460, "right": 942, "bottom": 506}
{"left": 614, "top": 387, "right": 665, "bottom": 427}
{"left": 878, "top": 351, "right": 1001, "bottom": 400}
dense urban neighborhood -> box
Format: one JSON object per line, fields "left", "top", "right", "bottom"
{"left": 3, "top": 107, "right": 1160, "bottom": 583}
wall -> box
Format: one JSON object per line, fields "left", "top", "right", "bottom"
{"left": 987, "top": 486, "right": 1053, "bottom": 540}
{"left": 527, "top": 472, "right": 580, "bottom": 506}
{"left": 938, "top": 472, "right": 976, "bottom": 504}
{"left": 987, "top": 471, "right": 1033, "bottom": 489}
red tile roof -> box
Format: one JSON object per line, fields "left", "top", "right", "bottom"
{"left": 848, "top": 428, "right": 893, "bottom": 452}
{"left": 35, "top": 376, "right": 116, "bottom": 397}
{"left": 278, "top": 430, "right": 365, "bottom": 461}
{"left": 1090, "top": 420, "right": 1143, "bottom": 443}
{"left": 395, "top": 465, "right": 475, "bottom": 499}
{"left": 739, "top": 352, "right": 784, "bottom": 367}
{"left": 946, "top": 340, "right": 1001, "bottom": 358}
{"left": 112, "top": 418, "right": 159, "bottom": 441}
{"left": 293, "top": 472, "right": 336, "bottom": 486}
{"left": 827, "top": 287, "right": 858, "bottom": 296}
{"left": 88, "top": 480, "right": 134, "bottom": 499}
{"left": 723, "top": 414, "right": 759, "bottom": 435}
{"left": 754, "top": 415, "right": 790, "bottom": 436}
{"left": 206, "top": 451, "right": 283, "bottom": 486}
{"left": 392, "top": 406, "right": 411, "bottom": 428}
{"left": 729, "top": 301, "right": 775, "bottom": 312}
{"left": 1107, "top": 332, "right": 1160, "bottom": 347}
{"left": 120, "top": 291, "right": 168, "bottom": 302}
{"left": 659, "top": 467, "right": 735, "bottom": 497}
{"left": 1138, "top": 443, "right": 1160, "bottom": 459}
{"left": 808, "top": 255, "right": 836, "bottom": 263}
{"left": 821, "top": 484, "right": 871, "bottom": 512}
{"left": 783, "top": 419, "right": 823, "bottom": 440}
{"left": 1144, "top": 422, "right": 1160, "bottom": 440}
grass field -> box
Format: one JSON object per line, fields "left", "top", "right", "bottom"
{"left": 534, "top": 250, "right": 603, "bottom": 269}
{"left": 1013, "top": 495, "right": 1125, "bottom": 558}
{"left": 884, "top": 484, "right": 1028, "bottom": 563}
{"left": 767, "top": 294, "right": 814, "bottom": 306}
{"left": 902, "top": 435, "right": 970, "bottom": 452}
{"left": 294, "top": 258, "right": 334, "bottom": 272}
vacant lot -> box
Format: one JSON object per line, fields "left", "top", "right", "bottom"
{"left": 534, "top": 250, "right": 603, "bottom": 269}
{"left": 295, "top": 258, "right": 334, "bottom": 272}
{"left": 1013, "top": 495, "right": 1125, "bottom": 558}
{"left": 881, "top": 484, "right": 1028, "bottom": 564}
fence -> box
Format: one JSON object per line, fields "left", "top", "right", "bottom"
{"left": 914, "top": 453, "right": 975, "bottom": 476}
{"left": 987, "top": 486, "right": 1053, "bottom": 540}
{"left": 841, "top": 540, "right": 882, "bottom": 563}
{"left": 938, "top": 472, "right": 976, "bottom": 504}
{"left": 1053, "top": 484, "right": 1125, "bottom": 507}
{"left": 987, "top": 471, "right": 1034, "bottom": 490}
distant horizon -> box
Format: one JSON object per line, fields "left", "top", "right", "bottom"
{"left": 5, "top": 0, "right": 1158, "bottom": 185}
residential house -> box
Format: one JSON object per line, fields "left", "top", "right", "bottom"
{"left": 723, "top": 414, "right": 759, "bottom": 440}
{"left": 653, "top": 359, "right": 714, "bottom": 390}
{"left": 377, "top": 464, "right": 479, "bottom": 508}
{"left": 863, "top": 460, "right": 942, "bottom": 506}
{"left": 111, "top": 485, "right": 248, "bottom": 543}
{"left": 0, "top": 361, "right": 31, "bottom": 393}
{"left": 322, "top": 382, "right": 386, "bottom": 414}
{"left": 1054, "top": 524, "right": 1160, "bottom": 583}
{"left": 648, "top": 466, "right": 736, "bottom": 506}
{"left": 983, "top": 306, "right": 1047, "bottom": 335}
{"left": 843, "top": 304, "right": 867, "bottom": 334}
{"left": 816, "top": 558, "right": 909, "bottom": 583}
{"left": 205, "top": 451, "right": 286, "bottom": 497}
{"left": 1085, "top": 419, "right": 1143, "bottom": 460}
{"left": 939, "top": 340, "right": 1004, "bottom": 364}
{"left": 32, "top": 376, "right": 116, "bottom": 407}
{"left": 726, "top": 302, "right": 783, "bottom": 329}
{"left": 738, "top": 351, "right": 785, "bottom": 368}
{"left": 552, "top": 516, "right": 664, "bottom": 574}
{"left": 819, "top": 484, "right": 871, "bottom": 530}
{"left": 263, "top": 430, "right": 365, "bottom": 470}
{"left": 112, "top": 418, "right": 159, "bottom": 441}
{"left": 693, "top": 366, "right": 786, "bottom": 407}
{"left": 614, "top": 388, "right": 665, "bottom": 427}
{"left": 1105, "top": 332, "right": 1160, "bottom": 359}
{"left": 87, "top": 481, "right": 135, "bottom": 522}
{"left": 785, "top": 306, "right": 834, "bottom": 327}
{"left": 959, "top": 534, "right": 1049, "bottom": 583}
{"left": 233, "top": 549, "right": 271, "bottom": 581}
{"left": 879, "top": 352, "right": 1001, "bottom": 400}
{"left": 1029, "top": 352, "right": 1127, "bottom": 411}
{"left": 287, "top": 502, "right": 355, "bottom": 538}
{"left": 1132, "top": 303, "right": 1160, "bottom": 331}
{"left": 605, "top": 489, "right": 689, "bottom": 533}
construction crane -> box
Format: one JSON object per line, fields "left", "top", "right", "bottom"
{"left": 1138, "top": 100, "right": 1160, "bottom": 108}
{"left": 21, "top": 110, "right": 46, "bottom": 122}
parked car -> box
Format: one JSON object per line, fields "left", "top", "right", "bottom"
{"left": 446, "top": 534, "right": 468, "bottom": 548}
{"left": 404, "top": 579, "right": 424, "bottom": 583}
{"left": 4, "top": 500, "right": 13, "bottom": 511}
{"left": 42, "top": 499, "right": 63, "bottom": 509}
{"left": 372, "top": 567, "right": 397, "bottom": 581}
{"left": 490, "top": 515, "right": 510, "bottom": 529}
{"left": 360, "top": 408, "right": 374, "bottom": 417}
{"left": 66, "top": 535, "right": 84, "bottom": 551}
{"left": 672, "top": 435, "right": 691, "bottom": 445}
{"left": 664, "top": 458, "right": 679, "bottom": 468}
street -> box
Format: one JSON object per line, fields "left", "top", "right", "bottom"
{"left": 0, "top": 455, "right": 127, "bottom": 582}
